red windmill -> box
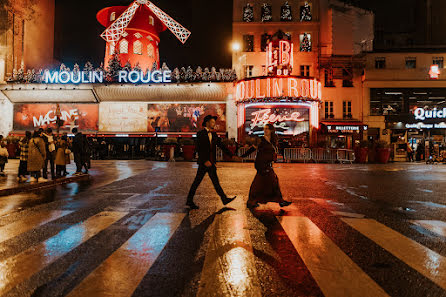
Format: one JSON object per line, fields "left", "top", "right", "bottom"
{"left": 97, "top": 0, "right": 191, "bottom": 71}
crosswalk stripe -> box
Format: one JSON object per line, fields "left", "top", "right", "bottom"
{"left": 66, "top": 212, "right": 185, "bottom": 297}
{"left": 197, "top": 208, "right": 262, "bottom": 297}
{"left": 343, "top": 218, "right": 446, "bottom": 291}
{"left": 279, "top": 216, "right": 389, "bottom": 297}
{"left": 411, "top": 220, "right": 446, "bottom": 237}
{"left": 0, "top": 210, "right": 73, "bottom": 244}
{"left": 0, "top": 211, "right": 126, "bottom": 295}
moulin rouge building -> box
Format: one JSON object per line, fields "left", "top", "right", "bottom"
{"left": 1, "top": 0, "right": 374, "bottom": 149}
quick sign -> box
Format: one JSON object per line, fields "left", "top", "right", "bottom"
{"left": 44, "top": 70, "right": 172, "bottom": 84}
{"left": 414, "top": 107, "right": 446, "bottom": 121}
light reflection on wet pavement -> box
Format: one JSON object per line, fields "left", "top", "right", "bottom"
{"left": 0, "top": 161, "right": 445, "bottom": 296}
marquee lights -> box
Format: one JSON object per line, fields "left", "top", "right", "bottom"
{"left": 235, "top": 77, "right": 322, "bottom": 102}
{"left": 44, "top": 70, "right": 172, "bottom": 84}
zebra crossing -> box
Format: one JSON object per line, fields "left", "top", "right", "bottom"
{"left": 0, "top": 197, "right": 445, "bottom": 296}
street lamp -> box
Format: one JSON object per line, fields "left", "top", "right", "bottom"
{"left": 231, "top": 41, "right": 246, "bottom": 78}
{"left": 231, "top": 41, "right": 241, "bottom": 52}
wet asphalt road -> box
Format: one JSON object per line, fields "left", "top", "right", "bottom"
{"left": 0, "top": 161, "right": 445, "bottom": 297}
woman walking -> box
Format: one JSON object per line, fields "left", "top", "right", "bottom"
{"left": 55, "top": 135, "right": 70, "bottom": 178}
{"left": 28, "top": 131, "right": 47, "bottom": 182}
{"left": 18, "top": 131, "right": 31, "bottom": 181}
{"left": 241, "top": 124, "right": 292, "bottom": 209}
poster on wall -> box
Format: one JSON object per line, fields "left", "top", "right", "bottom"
{"left": 147, "top": 103, "right": 226, "bottom": 133}
{"left": 13, "top": 104, "right": 99, "bottom": 132}
{"left": 244, "top": 104, "right": 309, "bottom": 136}
{"left": 99, "top": 103, "right": 147, "bottom": 132}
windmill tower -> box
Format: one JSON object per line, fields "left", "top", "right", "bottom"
{"left": 97, "top": 0, "right": 191, "bottom": 71}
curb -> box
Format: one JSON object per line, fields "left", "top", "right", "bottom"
{"left": 0, "top": 174, "right": 91, "bottom": 197}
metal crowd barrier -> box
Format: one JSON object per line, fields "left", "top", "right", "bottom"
{"left": 216, "top": 147, "right": 224, "bottom": 162}
{"left": 337, "top": 149, "right": 356, "bottom": 164}
{"left": 312, "top": 148, "right": 338, "bottom": 163}
{"left": 284, "top": 148, "right": 312, "bottom": 163}
{"left": 238, "top": 147, "right": 256, "bottom": 161}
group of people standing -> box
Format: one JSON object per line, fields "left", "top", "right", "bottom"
{"left": 0, "top": 127, "right": 91, "bottom": 183}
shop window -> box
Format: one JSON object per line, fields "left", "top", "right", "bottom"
{"left": 261, "top": 3, "right": 272, "bottom": 22}
{"left": 133, "top": 40, "right": 142, "bottom": 55}
{"left": 148, "top": 43, "right": 155, "bottom": 58}
{"left": 261, "top": 33, "right": 271, "bottom": 52}
{"left": 370, "top": 89, "right": 404, "bottom": 116}
{"left": 300, "top": 65, "right": 310, "bottom": 77}
{"left": 433, "top": 57, "right": 444, "bottom": 68}
{"left": 245, "top": 65, "right": 254, "bottom": 78}
{"left": 300, "top": 33, "right": 312, "bottom": 52}
{"left": 324, "top": 101, "right": 334, "bottom": 119}
{"left": 405, "top": 57, "right": 416, "bottom": 69}
{"left": 342, "top": 68, "right": 353, "bottom": 87}
{"left": 281, "top": 2, "right": 292, "bottom": 21}
{"left": 110, "top": 12, "right": 116, "bottom": 22}
{"left": 243, "top": 35, "right": 254, "bottom": 52}
{"left": 243, "top": 3, "right": 254, "bottom": 22}
{"left": 375, "top": 57, "right": 386, "bottom": 69}
{"left": 324, "top": 69, "right": 335, "bottom": 87}
{"left": 119, "top": 39, "right": 128, "bottom": 54}
{"left": 343, "top": 101, "right": 352, "bottom": 119}
{"left": 300, "top": 2, "right": 312, "bottom": 21}
{"left": 149, "top": 16, "right": 155, "bottom": 26}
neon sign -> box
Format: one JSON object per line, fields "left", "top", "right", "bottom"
{"left": 429, "top": 65, "right": 440, "bottom": 79}
{"left": 267, "top": 40, "right": 293, "bottom": 76}
{"left": 414, "top": 107, "right": 446, "bottom": 121}
{"left": 251, "top": 109, "right": 304, "bottom": 127}
{"left": 44, "top": 70, "right": 172, "bottom": 84}
{"left": 235, "top": 77, "right": 322, "bottom": 102}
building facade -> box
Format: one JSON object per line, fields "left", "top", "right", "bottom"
{"left": 363, "top": 50, "right": 446, "bottom": 160}
{"left": 232, "top": 0, "right": 373, "bottom": 148}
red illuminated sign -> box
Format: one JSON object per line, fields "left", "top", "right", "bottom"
{"left": 429, "top": 65, "right": 440, "bottom": 79}
{"left": 251, "top": 109, "right": 305, "bottom": 127}
{"left": 267, "top": 40, "right": 293, "bottom": 76}
{"left": 235, "top": 77, "right": 322, "bottom": 102}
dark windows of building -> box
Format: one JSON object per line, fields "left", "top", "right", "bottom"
{"left": 405, "top": 57, "right": 416, "bottom": 69}
{"left": 300, "top": 2, "right": 312, "bottom": 21}
{"left": 261, "top": 33, "right": 271, "bottom": 52}
{"left": 375, "top": 57, "right": 386, "bottom": 69}
{"left": 343, "top": 101, "right": 352, "bottom": 119}
{"left": 300, "top": 65, "right": 310, "bottom": 77}
{"left": 245, "top": 65, "right": 254, "bottom": 78}
{"left": 243, "top": 3, "right": 254, "bottom": 22}
{"left": 243, "top": 35, "right": 254, "bottom": 52}
{"left": 342, "top": 68, "right": 353, "bottom": 87}
{"left": 261, "top": 3, "right": 272, "bottom": 22}
{"left": 324, "top": 69, "right": 335, "bottom": 87}
{"left": 281, "top": 1, "right": 292, "bottom": 21}
{"left": 300, "top": 33, "right": 312, "bottom": 52}
{"left": 324, "top": 101, "right": 334, "bottom": 119}
{"left": 370, "top": 89, "right": 404, "bottom": 115}
{"left": 433, "top": 57, "right": 444, "bottom": 68}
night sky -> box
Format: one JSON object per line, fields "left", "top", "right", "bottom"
{"left": 54, "top": 0, "right": 414, "bottom": 70}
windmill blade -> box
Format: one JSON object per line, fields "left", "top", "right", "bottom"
{"left": 101, "top": 1, "right": 141, "bottom": 44}
{"left": 146, "top": 1, "right": 191, "bottom": 44}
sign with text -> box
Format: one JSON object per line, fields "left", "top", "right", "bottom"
{"left": 13, "top": 104, "right": 98, "bottom": 132}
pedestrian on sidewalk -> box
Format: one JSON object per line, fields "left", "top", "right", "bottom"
{"left": 0, "top": 141, "right": 9, "bottom": 177}
{"left": 82, "top": 134, "right": 91, "bottom": 173}
{"left": 18, "top": 131, "right": 31, "bottom": 182}
{"left": 186, "top": 115, "right": 241, "bottom": 210}
{"left": 28, "top": 131, "right": 47, "bottom": 182}
{"left": 72, "top": 128, "right": 84, "bottom": 175}
{"left": 55, "top": 134, "right": 70, "bottom": 178}
{"left": 42, "top": 128, "right": 56, "bottom": 179}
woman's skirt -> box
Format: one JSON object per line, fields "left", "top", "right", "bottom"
{"left": 248, "top": 167, "right": 284, "bottom": 204}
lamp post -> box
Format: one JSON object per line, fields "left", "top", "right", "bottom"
{"left": 231, "top": 41, "right": 246, "bottom": 79}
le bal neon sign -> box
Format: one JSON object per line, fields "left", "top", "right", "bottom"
{"left": 235, "top": 77, "right": 322, "bottom": 102}
{"left": 267, "top": 40, "right": 293, "bottom": 76}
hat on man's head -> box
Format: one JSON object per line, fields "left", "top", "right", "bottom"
{"left": 202, "top": 115, "right": 218, "bottom": 127}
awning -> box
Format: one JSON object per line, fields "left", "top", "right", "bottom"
{"left": 320, "top": 121, "right": 368, "bottom": 133}
{"left": 320, "top": 121, "right": 366, "bottom": 126}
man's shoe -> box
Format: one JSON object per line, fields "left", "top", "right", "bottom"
{"left": 279, "top": 201, "right": 292, "bottom": 207}
{"left": 222, "top": 196, "right": 236, "bottom": 206}
{"left": 186, "top": 201, "right": 199, "bottom": 210}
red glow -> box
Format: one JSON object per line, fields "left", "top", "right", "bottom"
{"left": 251, "top": 109, "right": 305, "bottom": 126}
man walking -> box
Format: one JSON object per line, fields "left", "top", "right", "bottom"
{"left": 72, "top": 128, "right": 84, "bottom": 175}
{"left": 186, "top": 115, "right": 240, "bottom": 210}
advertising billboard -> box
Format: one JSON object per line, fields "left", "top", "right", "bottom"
{"left": 147, "top": 103, "right": 226, "bottom": 133}
{"left": 244, "top": 104, "right": 309, "bottom": 136}
{"left": 13, "top": 104, "right": 99, "bottom": 132}
{"left": 99, "top": 103, "right": 148, "bottom": 132}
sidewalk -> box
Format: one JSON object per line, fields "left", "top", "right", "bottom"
{"left": 0, "top": 160, "right": 90, "bottom": 197}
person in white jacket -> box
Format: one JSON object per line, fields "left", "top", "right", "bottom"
{"left": 0, "top": 141, "right": 9, "bottom": 177}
